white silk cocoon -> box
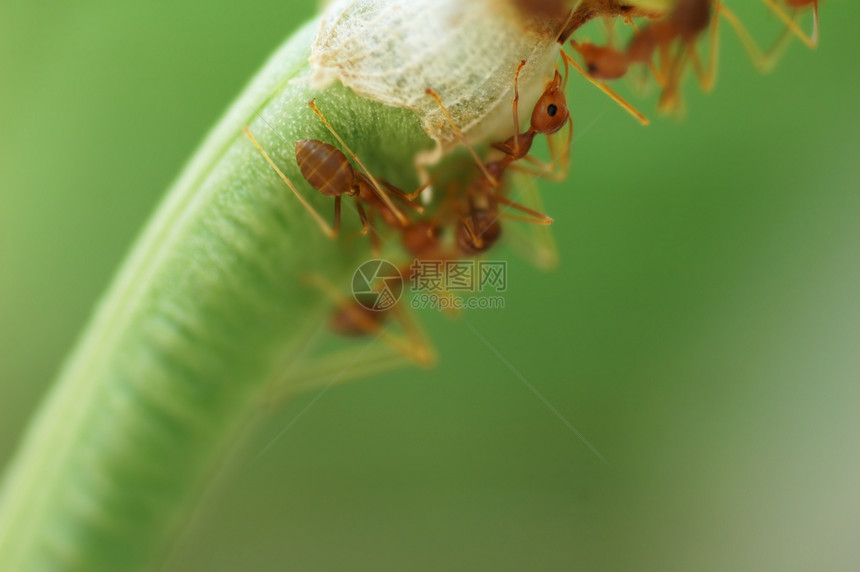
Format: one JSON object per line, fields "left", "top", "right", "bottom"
{"left": 310, "top": 0, "right": 568, "bottom": 154}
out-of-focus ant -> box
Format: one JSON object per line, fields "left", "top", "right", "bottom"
{"left": 562, "top": 0, "right": 821, "bottom": 117}
{"left": 305, "top": 273, "right": 436, "bottom": 366}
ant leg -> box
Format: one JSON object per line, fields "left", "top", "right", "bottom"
{"left": 560, "top": 49, "right": 651, "bottom": 126}
{"left": 658, "top": 44, "right": 690, "bottom": 114}
{"left": 428, "top": 58, "right": 537, "bottom": 186}
{"left": 259, "top": 319, "right": 412, "bottom": 406}
{"left": 360, "top": 206, "right": 392, "bottom": 260}
{"left": 717, "top": 3, "right": 796, "bottom": 72}
{"left": 508, "top": 161, "right": 566, "bottom": 181}
{"left": 503, "top": 172, "right": 559, "bottom": 270}
{"left": 493, "top": 194, "right": 553, "bottom": 225}
{"left": 647, "top": 61, "right": 667, "bottom": 89}
{"left": 243, "top": 127, "right": 337, "bottom": 239}
{"left": 307, "top": 100, "right": 408, "bottom": 226}
{"left": 380, "top": 181, "right": 428, "bottom": 211}
{"left": 551, "top": 114, "right": 574, "bottom": 180}
{"left": 762, "top": 0, "right": 818, "bottom": 48}
{"left": 267, "top": 343, "right": 415, "bottom": 402}
{"left": 509, "top": 160, "right": 565, "bottom": 181}
{"left": 510, "top": 59, "right": 527, "bottom": 159}
{"left": 459, "top": 203, "right": 486, "bottom": 250}
{"left": 809, "top": 0, "right": 820, "bottom": 46}
{"left": 624, "top": 19, "right": 666, "bottom": 87}
{"left": 350, "top": 196, "right": 369, "bottom": 236}
{"left": 353, "top": 199, "right": 382, "bottom": 256}
{"left": 425, "top": 88, "right": 499, "bottom": 187}
{"left": 499, "top": 213, "right": 552, "bottom": 224}
{"left": 333, "top": 195, "right": 342, "bottom": 235}
{"left": 388, "top": 303, "right": 436, "bottom": 366}
{"left": 688, "top": 3, "right": 722, "bottom": 93}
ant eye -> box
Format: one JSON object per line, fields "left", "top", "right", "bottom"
{"left": 547, "top": 104, "right": 558, "bottom": 117}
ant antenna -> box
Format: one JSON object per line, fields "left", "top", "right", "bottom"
{"left": 560, "top": 49, "right": 651, "bottom": 126}
{"left": 243, "top": 127, "right": 336, "bottom": 238}
{"left": 425, "top": 88, "right": 499, "bottom": 188}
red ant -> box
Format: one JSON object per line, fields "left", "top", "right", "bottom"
{"left": 631, "top": 0, "right": 820, "bottom": 109}
{"left": 244, "top": 101, "right": 428, "bottom": 253}
{"left": 305, "top": 273, "right": 435, "bottom": 366}
{"left": 427, "top": 59, "right": 572, "bottom": 254}
{"left": 562, "top": 0, "right": 715, "bottom": 115}
{"left": 622, "top": 0, "right": 716, "bottom": 111}
{"left": 563, "top": 0, "right": 821, "bottom": 117}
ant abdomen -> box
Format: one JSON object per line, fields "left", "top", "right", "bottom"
{"left": 295, "top": 139, "right": 355, "bottom": 198}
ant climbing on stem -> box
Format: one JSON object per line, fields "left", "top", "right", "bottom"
{"left": 243, "top": 101, "right": 428, "bottom": 253}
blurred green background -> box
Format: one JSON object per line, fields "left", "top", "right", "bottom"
{"left": 2, "top": 1, "right": 859, "bottom": 570}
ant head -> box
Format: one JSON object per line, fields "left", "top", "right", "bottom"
{"left": 530, "top": 71, "right": 569, "bottom": 135}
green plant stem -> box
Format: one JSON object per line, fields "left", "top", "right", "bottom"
{"left": 0, "top": 18, "right": 433, "bottom": 571}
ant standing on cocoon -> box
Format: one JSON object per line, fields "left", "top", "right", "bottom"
{"left": 427, "top": 58, "right": 572, "bottom": 255}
